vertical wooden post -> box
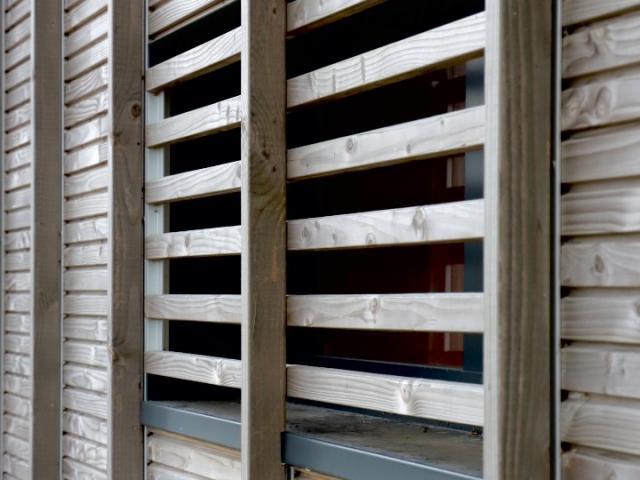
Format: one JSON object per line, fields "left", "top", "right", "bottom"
{"left": 109, "top": 0, "right": 144, "bottom": 478}
{"left": 240, "top": 0, "right": 287, "bottom": 479}
{"left": 484, "top": 0, "right": 553, "bottom": 478}
{"left": 31, "top": 0, "right": 62, "bottom": 477}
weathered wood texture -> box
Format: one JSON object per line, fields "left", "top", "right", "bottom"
{"left": 241, "top": 0, "right": 287, "bottom": 478}
{"left": 484, "top": 0, "right": 552, "bottom": 478}
{"left": 287, "top": 0, "right": 383, "bottom": 34}
{"left": 561, "top": 2, "right": 640, "bottom": 473}
{"left": 61, "top": 0, "right": 144, "bottom": 478}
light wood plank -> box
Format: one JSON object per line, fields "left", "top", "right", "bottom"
{"left": 148, "top": 431, "right": 241, "bottom": 480}
{"left": 562, "top": 238, "right": 640, "bottom": 287}
{"left": 4, "top": 103, "right": 31, "bottom": 132}
{"left": 4, "top": 374, "right": 30, "bottom": 399}
{"left": 5, "top": 251, "right": 30, "bottom": 271}
{"left": 63, "top": 364, "right": 108, "bottom": 394}
{"left": 2, "top": 455, "right": 29, "bottom": 480}
{"left": 4, "top": 0, "right": 29, "bottom": 30}
{"left": 64, "top": 294, "right": 108, "bottom": 316}
{"left": 4, "top": 189, "right": 31, "bottom": 213}
{"left": 63, "top": 411, "right": 108, "bottom": 445}
{"left": 65, "top": 64, "right": 109, "bottom": 105}
{"left": 287, "top": 13, "right": 485, "bottom": 107}
{"left": 146, "top": 225, "right": 241, "bottom": 259}
{"left": 64, "top": 190, "right": 108, "bottom": 220}
{"left": 5, "top": 16, "right": 30, "bottom": 52}
{"left": 5, "top": 207, "right": 31, "bottom": 231}
{"left": 5, "top": 82, "right": 30, "bottom": 111}
{"left": 64, "top": 10, "right": 107, "bottom": 57}
{"left": 64, "top": 0, "right": 107, "bottom": 33}
{"left": 146, "top": 96, "right": 241, "bottom": 147}
{"left": 145, "top": 351, "right": 241, "bottom": 387}
{"left": 4, "top": 394, "right": 31, "bottom": 419}
{"left": 145, "top": 161, "right": 241, "bottom": 204}
{"left": 64, "top": 89, "right": 109, "bottom": 128}
{"left": 562, "top": 121, "right": 640, "bottom": 183}
{"left": 287, "top": 293, "right": 483, "bottom": 332}
{"left": 563, "top": 11, "right": 640, "bottom": 79}
{"left": 288, "top": 106, "right": 484, "bottom": 180}
{"left": 4, "top": 166, "right": 31, "bottom": 191}
{"left": 288, "top": 200, "right": 483, "bottom": 251}
{"left": 63, "top": 388, "right": 108, "bottom": 419}
{"left": 4, "top": 435, "right": 29, "bottom": 462}
{"left": 287, "top": 0, "right": 383, "bottom": 34}
{"left": 4, "top": 334, "right": 31, "bottom": 355}
{"left": 563, "top": 0, "right": 640, "bottom": 26}
{"left": 5, "top": 293, "right": 30, "bottom": 313}
{"left": 145, "top": 294, "right": 241, "bottom": 323}
{"left": 64, "top": 141, "right": 108, "bottom": 174}
{"left": 62, "top": 458, "right": 107, "bottom": 480}
{"left": 64, "top": 217, "right": 108, "bottom": 243}
{"left": 562, "top": 72, "right": 640, "bottom": 131}
{"left": 287, "top": 365, "right": 483, "bottom": 425}
{"left": 64, "top": 316, "right": 108, "bottom": 342}
{"left": 4, "top": 230, "right": 32, "bottom": 255}
{"left": 563, "top": 343, "right": 640, "bottom": 398}
{"left": 563, "top": 447, "right": 640, "bottom": 480}
{"left": 146, "top": 26, "right": 241, "bottom": 92}
{"left": 62, "top": 435, "right": 107, "bottom": 471}
{"left": 64, "top": 340, "right": 109, "bottom": 368}
{"left": 4, "top": 146, "right": 31, "bottom": 171}
{"left": 4, "top": 272, "right": 30, "bottom": 292}
{"left": 148, "top": 0, "right": 225, "bottom": 36}
{"left": 64, "top": 268, "right": 108, "bottom": 291}
{"left": 5, "top": 38, "right": 30, "bottom": 71}
{"left": 4, "top": 353, "right": 31, "bottom": 376}
{"left": 64, "top": 115, "right": 108, "bottom": 151}
{"left": 561, "top": 394, "right": 640, "bottom": 455}
{"left": 64, "top": 242, "right": 108, "bottom": 267}
{"left": 4, "top": 314, "right": 30, "bottom": 334}
{"left": 64, "top": 37, "right": 108, "bottom": 81}
{"left": 562, "top": 179, "right": 640, "bottom": 235}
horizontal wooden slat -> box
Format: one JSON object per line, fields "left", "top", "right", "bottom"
{"left": 3, "top": 454, "right": 29, "bottom": 480}
{"left": 64, "top": 10, "right": 108, "bottom": 57}
{"left": 562, "top": 343, "right": 640, "bottom": 398}
{"left": 145, "top": 161, "right": 241, "bottom": 204}
{"left": 5, "top": 251, "right": 30, "bottom": 272}
{"left": 563, "top": 11, "right": 640, "bottom": 79}
{"left": 146, "top": 225, "right": 241, "bottom": 259}
{"left": 63, "top": 411, "right": 108, "bottom": 445}
{"left": 64, "top": 316, "right": 108, "bottom": 342}
{"left": 562, "top": 291, "right": 640, "bottom": 344}
{"left": 64, "top": 294, "right": 108, "bottom": 316}
{"left": 63, "top": 387, "right": 108, "bottom": 419}
{"left": 64, "top": 242, "right": 108, "bottom": 267}
{"left": 64, "top": 268, "right": 108, "bottom": 291}
{"left": 62, "top": 435, "right": 108, "bottom": 471}
{"left": 5, "top": 314, "right": 30, "bottom": 334}
{"left": 65, "top": 141, "right": 109, "bottom": 174}
{"left": 287, "top": 0, "right": 383, "bottom": 34}
{"left": 148, "top": 431, "right": 241, "bottom": 479}
{"left": 562, "top": 179, "right": 640, "bottom": 235}
{"left": 5, "top": 17, "right": 30, "bottom": 52}
{"left": 62, "top": 458, "right": 107, "bottom": 480}
{"left": 146, "top": 26, "right": 241, "bottom": 92}
{"left": 4, "top": 394, "right": 30, "bottom": 418}
{"left": 64, "top": 37, "right": 108, "bottom": 81}
{"left": 288, "top": 200, "right": 483, "bottom": 251}
{"left": 64, "top": 340, "right": 109, "bottom": 368}
{"left": 5, "top": 0, "right": 29, "bottom": 30}
{"left": 563, "top": 447, "right": 640, "bottom": 479}
{"left": 64, "top": 217, "right": 108, "bottom": 244}
{"left": 287, "top": 293, "right": 483, "bottom": 332}
{"left": 562, "top": 71, "right": 640, "bottom": 131}
{"left": 562, "top": 122, "right": 640, "bottom": 183}
{"left": 5, "top": 146, "right": 31, "bottom": 172}
{"left": 64, "top": 115, "right": 108, "bottom": 151}
{"left": 65, "top": 64, "right": 109, "bottom": 105}
{"left": 561, "top": 394, "right": 640, "bottom": 455}
{"left": 4, "top": 353, "right": 31, "bottom": 376}
{"left": 64, "top": 0, "right": 107, "bottom": 33}
{"left": 148, "top": 0, "right": 226, "bottom": 36}
{"left": 145, "top": 351, "right": 241, "bottom": 388}
{"left": 5, "top": 38, "right": 30, "bottom": 71}
{"left": 64, "top": 89, "right": 109, "bottom": 128}
{"left": 563, "top": 0, "right": 640, "bottom": 26}
{"left": 287, "top": 365, "right": 483, "bottom": 425}
{"left": 64, "top": 190, "right": 108, "bottom": 220}
{"left": 288, "top": 106, "right": 484, "bottom": 180}
{"left": 561, "top": 238, "right": 640, "bottom": 287}
{"left": 4, "top": 373, "right": 30, "bottom": 398}
{"left": 145, "top": 294, "right": 241, "bottom": 323}
{"left": 63, "top": 364, "right": 108, "bottom": 393}
{"left": 287, "top": 13, "right": 485, "bottom": 107}
{"left": 4, "top": 333, "right": 31, "bottom": 355}
{"left": 146, "top": 96, "right": 241, "bottom": 147}
{"left": 4, "top": 435, "right": 29, "bottom": 463}
{"left": 4, "top": 230, "right": 31, "bottom": 252}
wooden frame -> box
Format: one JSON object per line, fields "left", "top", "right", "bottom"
{"left": 240, "top": 1, "right": 287, "bottom": 479}
{"left": 109, "top": 0, "right": 145, "bottom": 478}
{"left": 484, "top": 0, "right": 553, "bottom": 478}
{"left": 31, "top": 1, "right": 63, "bottom": 477}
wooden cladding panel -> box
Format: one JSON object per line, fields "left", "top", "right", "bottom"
{"left": 148, "top": 0, "right": 227, "bottom": 37}
{"left": 145, "top": 351, "right": 242, "bottom": 388}
{"left": 563, "top": 448, "right": 640, "bottom": 480}
{"left": 287, "top": 0, "right": 384, "bottom": 34}
{"left": 563, "top": 0, "right": 640, "bottom": 26}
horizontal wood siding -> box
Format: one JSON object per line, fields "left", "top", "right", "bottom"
{"left": 561, "top": 3, "right": 640, "bottom": 476}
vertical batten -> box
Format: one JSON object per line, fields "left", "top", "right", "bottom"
{"left": 484, "top": 0, "right": 553, "bottom": 478}
{"left": 31, "top": 2, "right": 63, "bottom": 478}
{"left": 109, "top": 0, "right": 144, "bottom": 478}
{"left": 240, "top": 0, "right": 287, "bottom": 479}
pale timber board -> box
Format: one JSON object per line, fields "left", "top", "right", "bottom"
{"left": 64, "top": 141, "right": 108, "bottom": 174}
{"left": 4, "top": 146, "right": 31, "bottom": 171}
{"left": 4, "top": 314, "right": 29, "bottom": 334}
{"left": 562, "top": 343, "right": 640, "bottom": 398}
{"left": 148, "top": 0, "right": 226, "bottom": 36}
{"left": 64, "top": 11, "right": 107, "bottom": 58}
{"left": 287, "top": 0, "right": 383, "bottom": 34}
{"left": 64, "top": 115, "right": 108, "bottom": 151}
{"left": 4, "top": 230, "right": 31, "bottom": 252}
{"left": 287, "top": 13, "right": 485, "bottom": 108}
{"left": 4, "top": 353, "right": 30, "bottom": 376}
{"left": 146, "top": 95, "right": 241, "bottom": 147}
{"left": 288, "top": 365, "right": 483, "bottom": 426}
{"left": 562, "top": 291, "right": 640, "bottom": 344}
{"left": 288, "top": 106, "right": 484, "bottom": 180}
{"left": 64, "top": 89, "right": 109, "bottom": 128}
{"left": 63, "top": 340, "right": 108, "bottom": 368}
{"left": 64, "top": 38, "right": 108, "bottom": 81}
{"left": 3, "top": 125, "right": 30, "bottom": 153}
{"left": 63, "top": 294, "right": 108, "bottom": 316}
{"left": 65, "top": 65, "right": 109, "bottom": 106}
{"left": 4, "top": 166, "right": 31, "bottom": 191}
{"left": 63, "top": 411, "right": 108, "bottom": 445}
{"left": 562, "top": 73, "right": 640, "bottom": 131}
{"left": 146, "top": 225, "right": 241, "bottom": 259}
{"left": 5, "top": 294, "right": 30, "bottom": 313}
{"left": 4, "top": 60, "right": 30, "bottom": 90}
{"left": 64, "top": 165, "right": 108, "bottom": 197}
{"left": 64, "top": 242, "right": 108, "bottom": 267}
{"left": 4, "top": 394, "right": 30, "bottom": 418}
{"left": 2, "top": 455, "right": 29, "bottom": 480}
{"left": 5, "top": 251, "right": 30, "bottom": 272}
{"left": 145, "top": 294, "right": 241, "bottom": 323}
{"left": 287, "top": 293, "right": 483, "bottom": 332}
{"left": 5, "top": 83, "right": 30, "bottom": 111}
{"left": 561, "top": 238, "right": 640, "bottom": 287}
{"left": 147, "top": 464, "right": 214, "bottom": 480}
{"left": 62, "top": 458, "right": 107, "bottom": 480}
{"left": 5, "top": 208, "right": 30, "bottom": 231}
{"left": 4, "top": 103, "right": 31, "bottom": 132}
{"left": 288, "top": 200, "right": 483, "bottom": 251}
{"left": 3, "top": 334, "right": 30, "bottom": 355}
{"left": 145, "top": 351, "right": 241, "bottom": 388}
{"left": 4, "top": 414, "right": 29, "bottom": 441}
{"left": 4, "top": 189, "right": 31, "bottom": 213}
{"left": 64, "top": 0, "right": 107, "bottom": 33}
{"left": 64, "top": 217, "right": 108, "bottom": 243}
{"left": 4, "top": 374, "right": 30, "bottom": 398}
{"left": 145, "top": 161, "right": 241, "bottom": 204}
{"left": 4, "top": 17, "right": 30, "bottom": 52}
{"left": 561, "top": 394, "right": 640, "bottom": 455}
{"left": 563, "top": 11, "right": 640, "bottom": 79}
{"left": 4, "top": 38, "right": 30, "bottom": 71}
{"left": 63, "top": 316, "right": 108, "bottom": 342}
{"left": 63, "top": 190, "right": 108, "bottom": 220}
{"left": 563, "top": 447, "right": 640, "bottom": 480}
{"left": 4, "top": 435, "right": 28, "bottom": 462}
{"left": 62, "top": 435, "right": 107, "bottom": 470}
{"left": 563, "top": 0, "right": 640, "bottom": 26}
{"left": 562, "top": 122, "right": 640, "bottom": 183}
{"left": 4, "top": 272, "right": 30, "bottom": 292}
{"left": 63, "top": 388, "right": 108, "bottom": 419}
{"left": 562, "top": 179, "right": 640, "bottom": 235}
{"left": 146, "top": 26, "right": 241, "bottom": 92}
{"left": 148, "top": 430, "right": 241, "bottom": 479}
{"left": 4, "top": 0, "right": 28, "bottom": 30}
{"left": 63, "top": 268, "right": 108, "bottom": 291}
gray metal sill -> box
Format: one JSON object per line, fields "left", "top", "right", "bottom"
{"left": 142, "top": 401, "right": 482, "bottom": 480}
